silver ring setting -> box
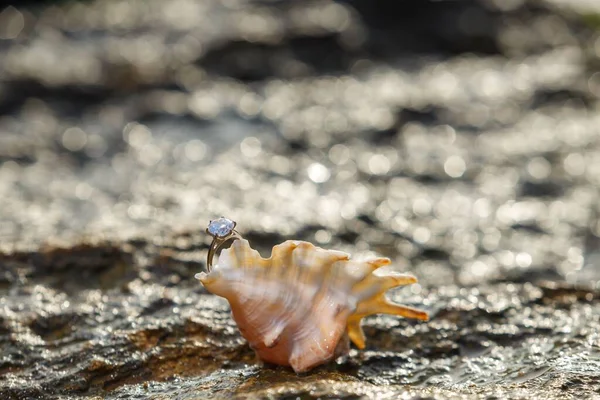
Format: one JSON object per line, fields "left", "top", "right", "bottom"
{"left": 206, "top": 217, "right": 242, "bottom": 272}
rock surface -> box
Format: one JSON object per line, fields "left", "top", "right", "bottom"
{"left": 1, "top": 0, "right": 600, "bottom": 399}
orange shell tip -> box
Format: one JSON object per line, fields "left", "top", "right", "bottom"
{"left": 347, "top": 317, "right": 366, "bottom": 349}
{"left": 367, "top": 258, "right": 391, "bottom": 269}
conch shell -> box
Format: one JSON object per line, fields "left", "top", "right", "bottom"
{"left": 196, "top": 239, "right": 428, "bottom": 373}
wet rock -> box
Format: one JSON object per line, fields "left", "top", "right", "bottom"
{"left": 1, "top": 0, "right": 600, "bottom": 399}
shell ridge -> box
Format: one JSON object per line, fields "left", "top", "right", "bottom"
{"left": 288, "top": 321, "right": 336, "bottom": 373}
{"left": 258, "top": 279, "right": 311, "bottom": 344}
{"left": 226, "top": 241, "right": 314, "bottom": 349}
{"left": 260, "top": 320, "right": 286, "bottom": 348}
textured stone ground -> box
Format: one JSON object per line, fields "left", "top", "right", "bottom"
{"left": 1, "top": 0, "right": 600, "bottom": 399}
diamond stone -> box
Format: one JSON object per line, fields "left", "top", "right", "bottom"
{"left": 207, "top": 217, "right": 235, "bottom": 237}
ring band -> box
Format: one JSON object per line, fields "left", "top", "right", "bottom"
{"left": 206, "top": 217, "right": 242, "bottom": 272}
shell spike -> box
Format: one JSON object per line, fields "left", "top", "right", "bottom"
{"left": 347, "top": 316, "right": 366, "bottom": 349}
{"left": 370, "top": 297, "right": 429, "bottom": 321}
{"left": 366, "top": 257, "right": 391, "bottom": 270}
{"left": 377, "top": 273, "right": 419, "bottom": 291}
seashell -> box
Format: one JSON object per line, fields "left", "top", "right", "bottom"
{"left": 196, "top": 239, "right": 428, "bottom": 373}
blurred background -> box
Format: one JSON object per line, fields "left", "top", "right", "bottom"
{"left": 1, "top": 0, "right": 599, "bottom": 288}
{"left": 1, "top": 0, "right": 600, "bottom": 398}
